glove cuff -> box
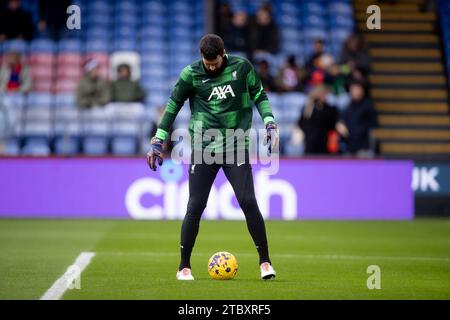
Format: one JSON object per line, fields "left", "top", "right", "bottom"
{"left": 151, "top": 137, "right": 164, "bottom": 145}
{"left": 266, "top": 122, "right": 277, "bottom": 129}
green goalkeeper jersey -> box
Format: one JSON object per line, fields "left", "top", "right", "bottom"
{"left": 155, "top": 54, "right": 275, "bottom": 151}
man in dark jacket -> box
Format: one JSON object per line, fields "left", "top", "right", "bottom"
{"left": 298, "top": 85, "right": 337, "bottom": 154}
{"left": 250, "top": 5, "right": 279, "bottom": 55}
{"left": 0, "top": 0, "right": 34, "bottom": 41}
{"left": 38, "top": 0, "right": 71, "bottom": 40}
{"left": 336, "top": 81, "right": 377, "bottom": 154}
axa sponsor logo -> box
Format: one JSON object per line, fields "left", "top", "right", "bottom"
{"left": 208, "top": 85, "right": 235, "bottom": 101}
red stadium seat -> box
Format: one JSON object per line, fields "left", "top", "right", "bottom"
{"left": 29, "top": 53, "right": 54, "bottom": 66}
{"left": 56, "top": 53, "right": 83, "bottom": 66}
{"left": 55, "top": 80, "right": 78, "bottom": 93}
{"left": 56, "top": 66, "right": 82, "bottom": 80}
{"left": 32, "top": 80, "right": 53, "bottom": 92}
{"left": 30, "top": 65, "right": 54, "bottom": 79}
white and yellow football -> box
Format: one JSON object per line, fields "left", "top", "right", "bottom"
{"left": 207, "top": 251, "right": 238, "bottom": 280}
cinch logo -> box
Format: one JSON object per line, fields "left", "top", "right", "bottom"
{"left": 125, "top": 170, "right": 298, "bottom": 220}
{"left": 208, "top": 85, "right": 235, "bottom": 101}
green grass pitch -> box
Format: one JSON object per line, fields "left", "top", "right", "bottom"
{"left": 0, "top": 219, "right": 449, "bottom": 300}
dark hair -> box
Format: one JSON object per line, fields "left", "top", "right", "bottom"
{"left": 259, "top": 59, "right": 269, "bottom": 68}
{"left": 314, "top": 38, "right": 324, "bottom": 45}
{"left": 287, "top": 55, "right": 296, "bottom": 66}
{"left": 117, "top": 63, "right": 130, "bottom": 73}
{"left": 199, "top": 34, "right": 225, "bottom": 60}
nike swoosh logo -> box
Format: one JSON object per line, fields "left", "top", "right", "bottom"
{"left": 237, "top": 162, "right": 245, "bottom": 167}
{"left": 202, "top": 79, "right": 210, "bottom": 83}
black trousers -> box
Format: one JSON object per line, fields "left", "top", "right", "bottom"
{"left": 179, "top": 150, "right": 271, "bottom": 270}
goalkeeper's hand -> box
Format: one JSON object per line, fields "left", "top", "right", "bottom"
{"left": 263, "top": 122, "right": 279, "bottom": 156}
{"left": 146, "top": 137, "right": 164, "bottom": 171}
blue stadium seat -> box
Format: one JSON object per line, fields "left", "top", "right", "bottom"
{"left": 54, "top": 136, "right": 79, "bottom": 155}
{"left": 113, "top": 39, "right": 137, "bottom": 51}
{"left": 303, "top": 1, "right": 326, "bottom": 15}
{"left": 115, "top": 1, "right": 138, "bottom": 14}
{"left": 145, "top": 92, "right": 168, "bottom": 108}
{"left": 2, "top": 139, "right": 20, "bottom": 155}
{"left": 140, "top": 14, "right": 167, "bottom": 27}
{"left": 58, "top": 39, "right": 83, "bottom": 53}
{"left": 22, "top": 138, "right": 51, "bottom": 156}
{"left": 26, "top": 92, "right": 54, "bottom": 108}
{"left": 1, "top": 93, "right": 26, "bottom": 108}
{"left": 139, "top": 26, "right": 167, "bottom": 40}
{"left": 142, "top": 1, "right": 166, "bottom": 14}
{"left": 111, "top": 136, "right": 138, "bottom": 155}
{"left": 30, "top": 39, "right": 55, "bottom": 53}
{"left": 83, "top": 136, "right": 109, "bottom": 155}
{"left": 139, "top": 40, "right": 167, "bottom": 53}
{"left": 329, "top": 2, "right": 354, "bottom": 15}
{"left": 84, "top": 14, "right": 111, "bottom": 28}
{"left": 85, "top": 27, "right": 111, "bottom": 40}
{"left": 85, "top": 40, "right": 110, "bottom": 53}
{"left": 3, "top": 40, "right": 28, "bottom": 54}
{"left": 281, "top": 93, "right": 307, "bottom": 121}
{"left": 87, "top": 0, "right": 111, "bottom": 13}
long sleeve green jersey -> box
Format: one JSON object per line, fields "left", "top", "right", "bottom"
{"left": 155, "top": 54, "right": 275, "bottom": 151}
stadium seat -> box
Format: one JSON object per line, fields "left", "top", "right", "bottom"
{"left": 84, "top": 39, "right": 110, "bottom": 53}
{"left": 281, "top": 93, "right": 307, "bottom": 122}
{"left": 82, "top": 136, "right": 109, "bottom": 155}
{"left": 58, "top": 39, "right": 83, "bottom": 53}
{"left": 21, "top": 138, "right": 51, "bottom": 156}
{"left": 29, "top": 53, "right": 54, "bottom": 66}
{"left": 30, "top": 39, "right": 55, "bottom": 53}
{"left": 111, "top": 136, "right": 138, "bottom": 155}
{"left": 56, "top": 53, "right": 83, "bottom": 66}
{"left": 1, "top": 139, "right": 20, "bottom": 155}
{"left": 3, "top": 40, "right": 28, "bottom": 54}
{"left": 54, "top": 136, "right": 79, "bottom": 155}
{"left": 56, "top": 65, "right": 83, "bottom": 80}
{"left": 55, "top": 80, "right": 79, "bottom": 93}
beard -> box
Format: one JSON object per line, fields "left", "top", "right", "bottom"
{"left": 203, "top": 55, "right": 228, "bottom": 77}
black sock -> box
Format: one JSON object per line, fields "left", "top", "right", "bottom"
{"left": 179, "top": 212, "right": 201, "bottom": 270}
{"left": 256, "top": 241, "right": 271, "bottom": 265}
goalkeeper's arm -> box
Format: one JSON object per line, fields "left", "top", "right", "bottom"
{"left": 154, "top": 66, "right": 194, "bottom": 141}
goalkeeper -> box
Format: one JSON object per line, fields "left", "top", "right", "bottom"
{"left": 147, "top": 34, "right": 278, "bottom": 281}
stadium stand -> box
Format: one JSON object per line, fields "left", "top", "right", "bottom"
{"left": 358, "top": 0, "right": 450, "bottom": 160}
{"left": 4, "top": 0, "right": 448, "bottom": 160}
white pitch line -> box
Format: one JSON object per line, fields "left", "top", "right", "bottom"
{"left": 99, "top": 251, "right": 450, "bottom": 263}
{"left": 40, "top": 252, "right": 95, "bottom": 300}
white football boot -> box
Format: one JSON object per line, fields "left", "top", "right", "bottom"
{"left": 260, "top": 262, "right": 276, "bottom": 280}
{"left": 176, "top": 268, "right": 194, "bottom": 280}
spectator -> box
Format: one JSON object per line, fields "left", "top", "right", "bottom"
{"left": 110, "top": 64, "right": 146, "bottom": 103}
{"left": 0, "top": 0, "right": 34, "bottom": 41}
{"left": 305, "top": 39, "right": 326, "bottom": 73}
{"left": 38, "top": 0, "right": 71, "bottom": 40}
{"left": 325, "top": 63, "right": 347, "bottom": 96}
{"left": 215, "top": 1, "right": 233, "bottom": 41}
{"left": 336, "top": 81, "right": 377, "bottom": 156}
{"left": 226, "top": 11, "right": 251, "bottom": 55}
{"left": 76, "top": 59, "right": 110, "bottom": 109}
{"left": 275, "top": 55, "right": 304, "bottom": 92}
{"left": 257, "top": 59, "right": 276, "bottom": 92}
{"left": 297, "top": 85, "right": 337, "bottom": 155}
{"left": 305, "top": 53, "right": 334, "bottom": 92}
{"left": 339, "top": 34, "right": 371, "bottom": 78}
{"left": 0, "top": 51, "right": 32, "bottom": 93}
{"left": 250, "top": 5, "right": 279, "bottom": 55}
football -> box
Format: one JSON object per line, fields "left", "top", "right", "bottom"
{"left": 207, "top": 252, "right": 238, "bottom": 280}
